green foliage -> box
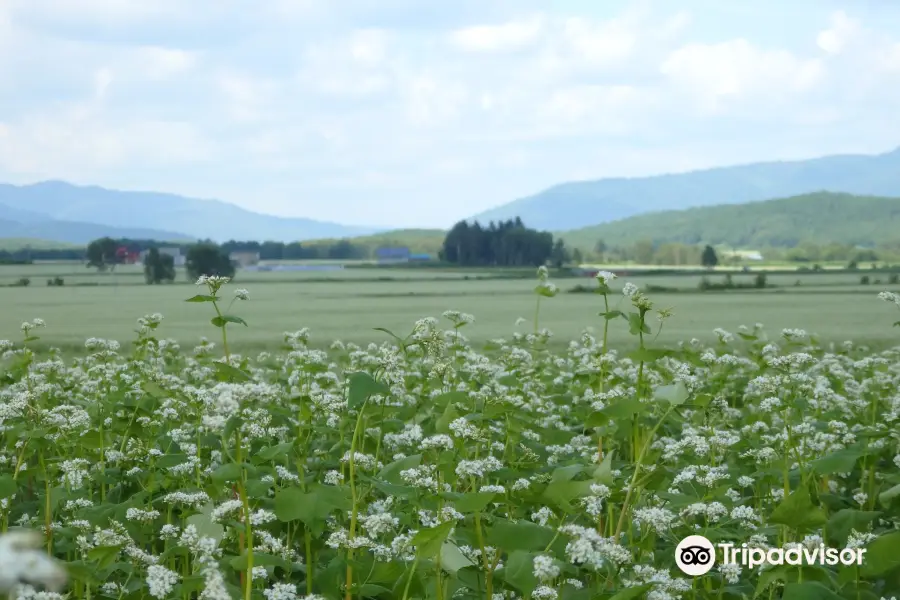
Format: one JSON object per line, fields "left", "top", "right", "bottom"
{"left": 142, "top": 247, "right": 176, "bottom": 284}
{"left": 85, "top": 236, "right": 120, "bottom": 271}
{"left": 701, "top": 244, "right": 719, "bottom": 268}
{"left": 441, "top": 217, "right": 555, "bottom": 267}
{"left": 185, "top": 243, "right": 236, "bottom": 280}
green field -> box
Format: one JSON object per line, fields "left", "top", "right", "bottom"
{"left": 1, "top": 263, "right": 897, "bottom": 352}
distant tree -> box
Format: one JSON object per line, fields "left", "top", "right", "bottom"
{"left": 185, "top": 243, "right": 235, "bottom": 281}
{"left": 143, "top": 248, "right": 176, "bottom": 284}
{"left": 594, "top": 239, "right": 607, "bottom": 262}
{"left": 550, "top": 238, "right": 569, "bottom": 268}
{"left": 701, "top": 245, "right": 719, "bottom": 268}
{"left": 632, "top": 239, "right": 655, "bottom": 265}
{"left": 86, "top": 237, "right": 120, "bottom": 271}
{"left": 572, "top": 248, "right": 583, "bottom": 265}
{"left": 440, "top": 217, "right": 553, "bottom": 267}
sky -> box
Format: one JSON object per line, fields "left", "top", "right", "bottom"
{"left": 0, "top": 0, "right": 898, "bottom": 229}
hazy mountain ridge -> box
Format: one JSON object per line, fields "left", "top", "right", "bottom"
{"left": 0, "top": 181, "right": 382, "bottom": 243}
{"left": 560, "top": 191, "right": 900, "bottom": 249}
{"left": 474, "top": 147, "right": 900, "bottom": 231}
{"left": 0, "top": 209, "right": 194, "bottom": 245}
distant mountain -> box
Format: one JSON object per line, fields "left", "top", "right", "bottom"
{"left": 0, "top": 181, "right": 381, "bottom": 243}
{"left": 0, "top": 211, "right": 192, "bottom": 245}
{"left": 561, "top": 192, "right": 900, "bottom": 249}
{"left": 474, "top": 147, "right": 900, "bottom": 231}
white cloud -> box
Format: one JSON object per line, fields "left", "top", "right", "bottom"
{"left": 660, "top": 39, "right": 825, "bottom": 113}
{"left": 450, "top": 16, "right": 543, "bottom": 53}
{"left": 817, "top": 10, "right": 861, "bottom": 55}
{"left": 0, "top": 1, "right": 897, "bottom": 227}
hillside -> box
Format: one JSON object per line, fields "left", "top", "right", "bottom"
{"left": 475, "top": 147, "right": 900, "bottom": 230}
{"left": 560, "top": 192, "right": 900, "bottom": 249}
{"left": 307, "top": 228, "right": 446, "bottom": 256}
{"left": 0, "top": 181, "right": 380, "bottom": 243}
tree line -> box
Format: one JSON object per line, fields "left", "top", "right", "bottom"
{"left": 0, "top": 237, "right": 374, "bottom": 265}
{"left": 439, "top": 218, "right": 570, "bottom": 267}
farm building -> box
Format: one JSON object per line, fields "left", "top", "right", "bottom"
{"left": 409, "top": 253, "right": 432, "bottom": 262}
{"left": 375, "top": 246, "right": 411, "bottom": 264}
{"left": 229, "top": 251, "right": 261, "bottom": 267}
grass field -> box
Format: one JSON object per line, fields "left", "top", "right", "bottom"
{"left": 1, "top": 263, "right": 897, "bottom": 352}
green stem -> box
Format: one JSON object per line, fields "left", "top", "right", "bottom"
{"left": 614, "top": 405, "right": 674, "bottom": 540}
{"left": 345, "top": 398, "right": 369, "bottom": 600}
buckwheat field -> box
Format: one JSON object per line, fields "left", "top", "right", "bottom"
{"left": 2, "top": 268, "right": 900, "bottom": 600}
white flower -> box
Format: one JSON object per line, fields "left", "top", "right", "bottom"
{"left": 0, "top": 530, "right": 68, "bottom": 593}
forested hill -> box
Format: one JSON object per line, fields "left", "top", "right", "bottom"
{"left": 560, "top": 192, "right": 900, "bottom": 249}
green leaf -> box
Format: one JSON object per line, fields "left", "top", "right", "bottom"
{"left": 608, "top": 584, "right": 653, "bottom": 600}
{"left": 654, "top": 381, "right": 689, "bottom": 405}
{"left": 436, "top": 402, "right": 461, "bottom": 434}
{"left": 439, "top": 542, "right": 474, "bottom": 576}
{"left": 214, "top": 362, "right": 251, "bottom": 382}
{"left": 451, "top": 492, "right": 497, "bottom": 513}
{"left": 186, "top": 294, "right": 217, "bottom": 302}
{"left": 602, "top": 397, "right": 648, "bottom": 420}
{"left": 550, "top": 464, "right": 584, "bottom": 483}
{"left": 542, "top": 479, "right": 593, "bottom": 512}
{"left": 186, "top": 504, "right": 225, "bottom": 544}
{"left": 274, "top": 485, "right": 352, "bottom": 535}
{"left": 781, "top": 582, "right": 843, "bottom": 600}
{"left": 593, "top": 451, "right": 615, "bottom": 486}
{"left": 256, "top": 442, "right": 294, "bottom": 462}
{"left": 825, "top": 509, "right": 882, "bottom": 546}
{"left": 860, "top": 531, "right": 900, "bottom": 577}
{"left": 0, "top": 475, "right": 18, "bottom": 499}
{"left": 499, "top": 550, "right": 537, "bottom": 596}
{"left": 347, "top": 371, "right": 389, "bottom": 409}
{"left": 628, "top": 348, "right": 673, "bottom": 363}
{"left": 210, "top": 462, "right": 244, "bottom": 485}
{"left": 486, "top": 519, "right": 555, "bottom": 552}
{"left": 411, "top": 521, "right": 454, "bottom": 559}
{"left": 768, "top": 485, "right": 827, "bottom": 532}
{"left": 753, "top": 565, "right": 790, "bottom": 598}
{"left": 811, "top": 448, "right": 865, "bottom": 475}
{"left": 141, "top": 381, "right": 167, "bottom": 398}
{"left": 86, "top": 545, "right": 123, "bottom": 569}
{"left": 211, "top": 315, "right": 248, "bottom": 327}
{"left": 627, "top": 312, "right": 650, "bottom": 335}
{"left": 599, "top": 310, "right": 625, "bottom": 321}
{"left": 378, "top": 454, "right": 422, "bottom": 486}
{"left": 878, "top": 483, "right": 900, "bottom": 507}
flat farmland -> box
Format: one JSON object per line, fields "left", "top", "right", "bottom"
{"left": 1, "top": 272, "right": 896, "bottom": 353}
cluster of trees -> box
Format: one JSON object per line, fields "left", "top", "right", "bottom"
{"left": 439, "top": 218, "right": 570, "bottom": 267}
{"left": 85, "top": 237, "right": 236, "bottom": 284}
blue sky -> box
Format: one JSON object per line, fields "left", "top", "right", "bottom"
{"left": 0, "top": 0, "right": 898, "bottom": 228}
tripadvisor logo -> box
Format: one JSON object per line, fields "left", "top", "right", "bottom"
{"left": 675, "top": 535, "right": 868, "bottom": 577}
{"left": 675, "top": 535, "right": 716, "bottom": 576}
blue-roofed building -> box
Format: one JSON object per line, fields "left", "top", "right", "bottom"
{"left": 376, "top": 246, "right": 411, "bottom": 264}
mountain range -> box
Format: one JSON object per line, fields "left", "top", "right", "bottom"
{"left": 0, "top": 181, "right": 380, "bottom": 244}
{"left": 474, "top": 146, "right": 900, "bottom": 231}
{"left": 0, "top": 146, "right": 899, "bottom": 246}
{"left": 560, "top": 191, "right": 900, "bottom": 250}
